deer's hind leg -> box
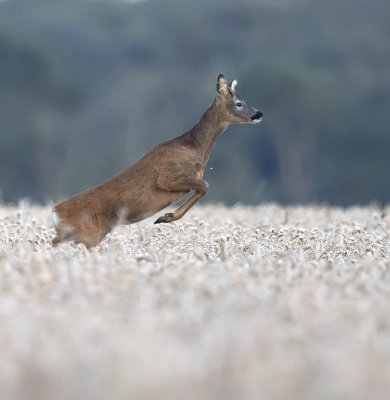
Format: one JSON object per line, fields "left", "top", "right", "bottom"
{"left": 154, "top": 176, "right": 209, "bottom": 224}
{"left": 52, "top": 210, "right": 112, "bottom": 249}
{"left": 71, "top": 216, "right": 114, "bottom": 248}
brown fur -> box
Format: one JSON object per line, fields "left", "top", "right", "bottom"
{"left": 52, "top": 75, "right": 261, "bottom": 248}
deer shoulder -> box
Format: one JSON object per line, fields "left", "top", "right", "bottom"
{"left": 153, "top": 141, "right": 205, "bottom": 192}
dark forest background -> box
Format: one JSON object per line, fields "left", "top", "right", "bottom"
{"left": 0, "top": 0, "right": 389, "bottom": 205}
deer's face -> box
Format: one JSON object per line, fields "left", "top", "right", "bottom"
{"left": 216, "top": 74, "right": 262, "bottom": 125}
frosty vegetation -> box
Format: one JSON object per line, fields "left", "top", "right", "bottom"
{"left": 0, "top": 203, "right": 389, "bottom": 400}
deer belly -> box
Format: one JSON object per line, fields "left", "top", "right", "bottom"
{"left": 122, "top": 191, "right": 186, "bottom": 223}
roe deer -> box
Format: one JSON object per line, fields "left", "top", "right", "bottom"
{"left": 52, "top": 74, "right": 262, "bottom": 248}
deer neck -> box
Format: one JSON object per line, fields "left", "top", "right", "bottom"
{"left": 188, "top": 100, "right": 229, "bottom": 161}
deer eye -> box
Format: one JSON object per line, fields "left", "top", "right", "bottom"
{"left": 235, "top": 102, "right": 243, "bottom": 108}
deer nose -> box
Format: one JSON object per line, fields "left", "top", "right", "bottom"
{"left": 251, "top": 111, "right": 263, "bottom": 121}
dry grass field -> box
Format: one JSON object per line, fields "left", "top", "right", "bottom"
{"left": 0, "top": 202, "right": 390, "bottom": 400}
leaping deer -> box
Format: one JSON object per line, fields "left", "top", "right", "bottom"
{"left": 52, "top": 74, "right": 262, "bottom": 248}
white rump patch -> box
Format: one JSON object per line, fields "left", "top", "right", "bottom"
{"left": 52, "top": 211, "right": 60, "bottom": 226}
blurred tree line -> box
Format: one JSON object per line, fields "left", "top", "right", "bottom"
{"left": 0, "top": 0, "right": 389, "bottom": 205}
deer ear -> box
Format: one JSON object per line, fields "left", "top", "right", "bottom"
{"left": 217, "top": 74, "right": 229, "bottom": 95}
{"left": 229, "top": 80, "right": 237, "bottom": 94}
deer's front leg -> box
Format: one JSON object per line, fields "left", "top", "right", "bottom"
{"left": 154, "top": 176, "right": 209, "bottom": 224}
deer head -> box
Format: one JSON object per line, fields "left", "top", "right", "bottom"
{"left": 216, "top": 74, "right": 262, "bottom": 125}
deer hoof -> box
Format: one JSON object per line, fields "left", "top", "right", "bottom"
{"left": 154, "top": 213, "right": 174, "bottom": 224}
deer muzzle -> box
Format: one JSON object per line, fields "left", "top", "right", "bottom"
{"left": 251, "top": 111, "right": 263, "bottom": 123}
